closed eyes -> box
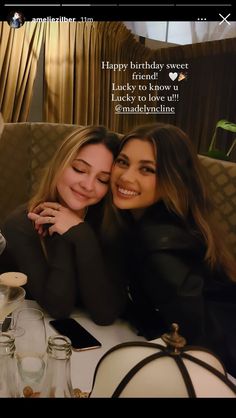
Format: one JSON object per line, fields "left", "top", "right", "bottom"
{"left": 72, "top": 166, "right": 110, "bottom": 185}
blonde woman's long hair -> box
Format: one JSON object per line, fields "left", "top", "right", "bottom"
{"left": 116, "top": 123, "right": 236, "bottom": 282}
{"left": 28, "top": 125, "right": 120, "bottom": 212}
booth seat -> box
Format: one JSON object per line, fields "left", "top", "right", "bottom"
{"left": 0, "top": 122, "right": 235, "bottom": 258}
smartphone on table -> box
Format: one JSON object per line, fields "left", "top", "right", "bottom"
{"left": 49, "top": 318, "right": 102, "bottom": 351}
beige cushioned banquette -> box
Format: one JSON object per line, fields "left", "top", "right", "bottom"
{"left": 0, "top": 122, "right": 235, "bottom": 258}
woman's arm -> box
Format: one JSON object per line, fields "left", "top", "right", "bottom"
{"left": 28, "top": 202, "right": 128, "bottom": 324}
{"left": 143, "top": 251, "right": 205, "bottom": 341}
{"left": 63, "top": 222, "right": 128, "bottom": 325}
{"left": 2, "top": 208, "right": 77, "bottom": 318}
{"left": 135, "top": 223, "right": 206, "bottom": 343}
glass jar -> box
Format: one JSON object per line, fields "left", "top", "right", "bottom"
{"left": 0, "top": 333, "right": 19, "bottom": 397}
{"left": 40, "top": 335, "right": 74, "bottom": 398}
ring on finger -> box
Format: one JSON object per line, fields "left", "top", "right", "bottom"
{"left": 47, "top": 217, "right": 53, "bottom": 223}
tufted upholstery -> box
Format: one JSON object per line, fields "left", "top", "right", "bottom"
{"left": 0, "top": 123, "right": 80, "bottom": 226}
{"left": 0, "top": 123, "right": 235, "bottom": 257}
{"left": 199, "top": 155, "right": 236, "bottom": 257}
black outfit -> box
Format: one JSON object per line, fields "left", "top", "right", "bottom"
{"left": 111, "top": 201, "right": 236, "bottom": 377}
{"left": 0, "top": 204, "right": 126, "bottom": 324}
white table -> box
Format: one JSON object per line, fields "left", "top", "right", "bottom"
{"left": 21, "top": 299, "right": 147, "bottom": 392}
{"left": 18, "top": 300, "right": 236, "bottom": 394}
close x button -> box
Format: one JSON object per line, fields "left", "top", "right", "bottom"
{"left": 219, "top": 13, "right": 231, "bottom": 25}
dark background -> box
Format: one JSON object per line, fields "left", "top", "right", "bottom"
{"left": 0, "top": 2, "right": 235, "bottom": 22}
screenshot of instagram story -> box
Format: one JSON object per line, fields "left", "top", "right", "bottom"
{"left": 0, "top": 2, "right": 236, "bottom": 393}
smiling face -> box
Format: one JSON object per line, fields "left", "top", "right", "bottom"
{"left": 111, "top": 138, "right": 160, "bottom": 218}
{"left": 56, "top": 143, "right": 114, "bottom": 213}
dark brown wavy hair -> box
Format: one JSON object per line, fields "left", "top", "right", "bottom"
{"left": 116, "top": 122, "right": 236, "bottom": 281}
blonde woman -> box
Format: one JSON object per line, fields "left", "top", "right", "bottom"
{"left": 103, "top": 122, "right": 236, "bottom": 377}
{"left": 1, "top": 126, "right": 126, "bottom": 323}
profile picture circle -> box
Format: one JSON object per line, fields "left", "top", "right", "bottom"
{"left": 7, "top": 11, "right": 25, "bottom": 29}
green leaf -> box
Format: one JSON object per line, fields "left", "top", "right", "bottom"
{"left": 209, "top": 119, "right": 236, "bottom": 152}
{"left": 216, "top": 119, "right": 236, "bottom": 133}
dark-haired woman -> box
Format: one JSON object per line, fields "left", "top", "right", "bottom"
{"left": 103, "top": 122, "right": 236, "bottom": 377}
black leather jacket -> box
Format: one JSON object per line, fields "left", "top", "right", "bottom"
{"left": 120, "top": 201, "right": 236, "bottom": 377}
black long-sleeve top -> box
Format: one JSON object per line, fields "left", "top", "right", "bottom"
{"left": 0, "top": 205, "right": 127, "bottom": 323}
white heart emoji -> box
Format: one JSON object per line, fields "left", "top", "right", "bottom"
{"left": 169, "top": 72, "right": 178, "bottom": 81}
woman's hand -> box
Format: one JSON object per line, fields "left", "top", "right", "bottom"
{"left": 28, "top": 202, "right": 84, "bottom": 236}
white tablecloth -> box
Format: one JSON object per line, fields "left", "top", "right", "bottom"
{"left": 18, "top": 299, "right": 236, "bottom": 392}
{"left": 20, "top": 299, "right": 147, "bottom": 392}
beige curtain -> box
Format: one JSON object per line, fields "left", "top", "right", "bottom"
{"left": 44, "top": 22, "right": 76, "bottom": 124}
{"left": 0, "top": 22, "right": 45, "bottom": 122}
{"left": 44, "top": 22, "right": 155, "bottom": 133}
{"left": 96, "top": 22, "right": 156, "bottom": 134}
{"left": 44, "top": 22, "right": 236, "bottom": 154}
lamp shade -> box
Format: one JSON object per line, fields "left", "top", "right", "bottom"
{"left": 90, "top": 324, "right": 236, "bottom": 398}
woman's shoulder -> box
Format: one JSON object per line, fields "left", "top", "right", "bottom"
{"left": 145, "top": 200, "right": 183, "bottom": 224}
{"left": 139, "top": 201, "right": 204, "bottom": 253}
{"left": 3, "top": 204, "right": 29, "bottom": 229}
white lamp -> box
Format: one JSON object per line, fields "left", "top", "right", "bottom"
{"left": 90, "top": 323, "right": 236, "bottom": 398}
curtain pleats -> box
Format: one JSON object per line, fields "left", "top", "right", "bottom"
{"left": 44, "top": 22, "right": 156, "bottom": 132}
{"left": 0, "top": 22, "right": 45, "bottom": 122}
{"left": 1, "top": 20, "right": 235, "bottom": 155}
{"left": 150, "top": 38, "right": 236, "bottom": 155}
{"left": 43, "top": 21, "right": 236, "bottom": 155}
